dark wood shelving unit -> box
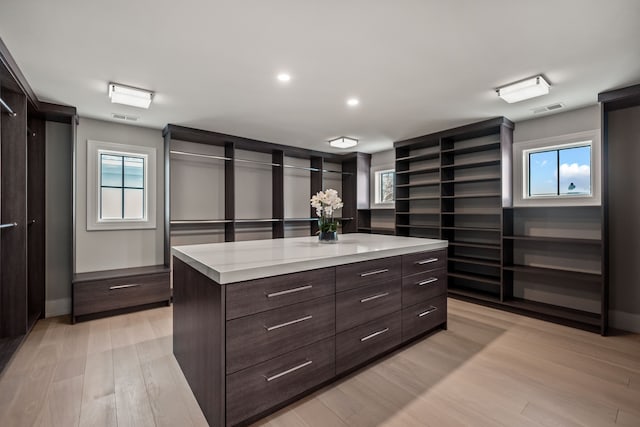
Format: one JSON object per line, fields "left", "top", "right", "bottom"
{"left": 163, "top": 125, "right": 370, "bottom": 264}
{"left": 502, "top": 264, "right": 601, "bottom": 282}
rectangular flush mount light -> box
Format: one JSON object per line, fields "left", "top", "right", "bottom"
{"left": 329, "top": 136, "right": 358, "bottom": 149}
{"left": 497, "top": 75, "right": 550, "bottom": 103}
{"left": 108, "top": 83, "right": 154, "bottom": 109}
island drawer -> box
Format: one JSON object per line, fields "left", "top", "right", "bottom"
{"left": 226, "top": 337, "right": 335, "bottom": 426}
{"left": 336, "top": 256, "right": 402, "bottom": 292}
{"left": 336, "top": 311, "right": 401, "bottom": 374}
{"left": 402, "top": 249, "right": 447, "bottom": 277}
{"left": 401, "top": 269, "right": 447, "bottom": 308}
{"left": 225, "top": 267, "right": 335, "bottom": 320}
{"left": 73, "top": 272, "right": 170, "bottom": 318}
{"left": 402, "top": 294, "right": 447, "bottom": 341}
{"left": 336, "top": 279, "right": 401, "bottom": 333}
{"left": 226, "top": 295, "right": 335, "bottom": 374}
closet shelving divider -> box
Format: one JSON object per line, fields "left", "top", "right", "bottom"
{"left": 163, "top": 125, "right": 370, "bottom": 266}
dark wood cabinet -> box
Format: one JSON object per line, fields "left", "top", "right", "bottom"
{"left": 72, "top": 265, "right": 170, "bottom": 323}
{"left": 173, "top": 248, "right": 447, "bottom": 426}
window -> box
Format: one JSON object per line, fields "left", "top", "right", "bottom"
{"left": 527, "top": 143, "right": 592, "bottom": 197}
{"left": 375, "top": 169, "right": 395, "bottom": 204}
{"left": 100, "top": 153, "right": 146, "bottom": 219}
{"left": 87, "top": 140, "right": 157, "bottom": 230}
{"left": 513, "top": 130, "right": 601, "bottom": 207}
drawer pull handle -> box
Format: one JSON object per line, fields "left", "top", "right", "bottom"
{"left": 417, "top": 277, "right": 438, "bottom": 286}
{"left": 418, "top": 306, "right": 438, "bottom": 317}
{"left": 266, "top": 284, "right": 313, "bottom": 298}
{"left": 416, "top": 258, "right": 438, "bottom": 265}
{"left": 109, "top": 284, "right": 141, "bottom": 290}
{"left": 264, "top": 360, "right": 313, "bottom": 382}
{"left": 265, "top": 315, "right": 313, "bottom": 331}
{"left": 360, "top": 328, "right": 389, "bottom": 342}
{"left": 360, "top": 292, "right": 390, "bottom": 303}
{"left": 360, "top": 269, "right": 389, "bottom": 277}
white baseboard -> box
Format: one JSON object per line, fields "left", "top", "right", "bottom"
{"left": 45, "top": 298, "right": 71, "bottom": 318}
{"left": 609, "top": 310, "right": 640, "bottom": 333}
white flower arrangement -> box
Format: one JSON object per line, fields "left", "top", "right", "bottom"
{"left": 310, "top": 189, "right": 344, "bottom": 232}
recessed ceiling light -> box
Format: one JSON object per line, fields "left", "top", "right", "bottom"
{"left": 496, "top": 75, "right": 550, "bottom": 103}
{"left": 329, "top": 136, "right": 358, "bottom": 149}
{"left": 108, "top": 83, "right": 153, "bottom": 109}
{"left": 277, "top": 73, "right": 291, "bottom": 82}
{"left": 346, "top": 98, "right": 360, "bottom": 107}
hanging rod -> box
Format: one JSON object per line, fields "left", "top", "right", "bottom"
{"left": 0, "top": 222, "right": 18, "bottom": 229}
{"left": 170, "top": 219, "right": 231, "bottom": 225}
{"left": 0, "top": 97, "right": 17, "bottom": 117}
{"left": 170, "top": 149, "right": 352, "bottom": 174}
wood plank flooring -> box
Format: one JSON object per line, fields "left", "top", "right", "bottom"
{"left": 1, "top": 299, "right": 639, "bottom": 427}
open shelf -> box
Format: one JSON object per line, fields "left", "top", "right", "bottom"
{"left": 396, "top": 180, "right": 440, "bottom": 188}
{"left": 396, "top": 196, "right": 440, "bottom": 201}
{"left": 396, "top": 152, "right": 440, "bottom": 162}
{"left": 441, "top": 210, "right": 501, "bottom": 215}
{"left": 441, "top": 176, "right": 501, "bottom": 184}
{"left": 441, "top": 193, "right": 501, "bottom": 199}
{"left": 441, "top": 141, "right": 501, "bottom": 155}
{"left": 503, "top": 235, "right": 602, "bottom": 245}
{"left": 448, "top": 256, "right": 501, "bottom": 268}
{"left": 448, "top": 287, "right": 501, "bottom": 303}
{"left": 441, "top": 159, "right": 501, "bottom": 170}
{"left": 396, "top": 165, "right": 440, "bottom": 175}
{"left": 396, "top": 224, "right": 439, "bottom": 230}
{"left": 503, "top": 264, "right": 601, "bottom": 282}
{"left": 448, "top": 271, "right": 501, "bottom": 286}
{"left": 442, "top": 226, "right": 501, "bottom": 232}
{"left": 449, "top": 241, "right": 501, "bottom": 250}
{"left": 396, "top": 210, "right": 440, "bottom": 215}
{"left": 501, "top": 298, "right": 601, "bottom": 328}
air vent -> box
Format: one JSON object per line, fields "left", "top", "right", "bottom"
{"left": 532, "top": 103, "right": 565, "bottom": 114}
{"left": 111, "top": 113, "right": 139, "bottom": 121}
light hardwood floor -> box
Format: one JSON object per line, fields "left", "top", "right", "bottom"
{"left": 1, "top": 299, "right": 639, "bottom": 427}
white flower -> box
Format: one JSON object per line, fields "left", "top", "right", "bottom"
{"left": 310, "top": 189, "right": 344, "bottom": 218}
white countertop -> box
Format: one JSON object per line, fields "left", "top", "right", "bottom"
{"left": 172, "top": 233, "right": 448, "bottom": 284}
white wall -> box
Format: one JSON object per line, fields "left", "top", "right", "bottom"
{"left": 75, "top": 118, "right": 164, "bottom": 273}
{"left": 45, "top": 121, "right": 73, "bottom": 317}
{"left": 514, "top": 105, "right": 600, "bottom": 143}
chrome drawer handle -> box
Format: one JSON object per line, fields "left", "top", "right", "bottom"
{"left": 264, "top": 360, "right": 313, "bottom": 382}
{"left": 0, "top": 222, "right": 18, "bottom": 229}
{"left": 109, "top": 284, "right": 141, "bottom": 290}
{"left": 418, "top": 306, "right": 438, "bottom": 317}
{"left": 417, "top": 277, "right": 438, "bottom": 286}
{"left": 360, "top": 292, "right": 389, "bottom": 303}
{"left": 360, "top": 269, "right": 389, "bottom": 277}
{"left": 266, "top": 284, "right": 313, "bottom": 298}
{"left": 360, "top": 328, "right": 389, "bottom": 342}
{"left": 265, "top": 315, "right": 313, "bottom": 331}
{"left": 416, "top": 258, "right": 438, "bottom": 265}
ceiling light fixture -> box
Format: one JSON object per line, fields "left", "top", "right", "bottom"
{"left": 277, "top": 73, "right": 291, "bottom": 82}
{"left": 496, "top": 75, "right": 550, "bottom": 103}
{"left": 108, "top": 83, "right": 154, "bottom": 109}
{"left": 346, "top": 98, "right": 359, "bottom": 107}
{"left": 329, "top": 136, "right": 358, "bottom": 149}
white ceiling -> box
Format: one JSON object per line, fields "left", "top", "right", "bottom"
{"left": 1, "top": 0, "right": 639, "bottom": 153}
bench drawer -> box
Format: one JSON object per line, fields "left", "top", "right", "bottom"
{"left": 335, "top": 256, "right": 401, "bottom": 292}
{"left": 402, "top": 294, "right": 447, "bottom": 341}
{"left": 401, "top": 269, "right": 447, "bottom": 308}
{"left": 336, "top": 279, "right": 401, "bottom": 333}
{"left": 402, "top": 250, "right": 447, "bottom": 277}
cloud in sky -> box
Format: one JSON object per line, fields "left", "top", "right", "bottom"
{"left": 559, "top": 162, "right": 590, "bottom": 193}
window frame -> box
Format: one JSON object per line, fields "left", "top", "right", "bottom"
{"left": 87, "top": 140, "right": 157, "bottom": 230}
{"left": 513, "top": 130, "right": 601, "bottom": 207}
{"left": 374, "top": 168, "right": 396, "bottom": 206}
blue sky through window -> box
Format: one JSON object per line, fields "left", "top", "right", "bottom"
{"left": 529, "top": 144, "right": 591, "bottom": 197}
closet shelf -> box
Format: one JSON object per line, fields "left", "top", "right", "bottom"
{"left": 441, "top": 176, "right": 501, "bottom": 184}
{"left": 502, "top": 298, "right": 601, "bottom": 328}
{"left": 396, "top": 152, "right": 440, "bottom": 162}
{"left": 448, "top": 241, "right": 501, "bottom": 250}
{"left": 171, "top": 219, "right": 231, "bottom": 225}
{"left": 396, "top": 224, "right": 439, "bottom": 230}
{"left": 502, "top": 264, "right": 601, "bottom": 282}
{"left": 503, "top": 235, "right": 602, "bottom": 245}
{"left": 396, "top": 180, "right": 440, "bottom": 188}
{"left": 448, "top": 287, "right": 501, "bottom": 303}
{"left": 448, "top": 256, "right": 501, "bottom": 268}
{"left": 396, "top": 165, "right": 440, "bottom": 175}
{"left": 441, "top": 193, "right": 501, "bottom": 199}
{"left": 441, "top": 159, "right": 501, "bottom": 170}
{"left": 442, "top": 226, "right": 501, "bottom": 232}
{"left": 395, "top": 196, "right": 440, "bottom": 201}
{"left": 448, "top": 271, "right": 501, "bottom": 286}
{"left": 396, "top": 210, "right": 440, "bottom": 215}
{"left": 441, "top": 210, "right": 501, "bottom": 215}
{"left": 441, "top": 141, "right": 501, "bottom": 155}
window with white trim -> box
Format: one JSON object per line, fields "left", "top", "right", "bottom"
{"left": 87, "top": 140, "right": 157, "bottom": 230}
{"left": 513, "top": 130, "right": 601, "bottom": 207}
{"left": 375, "top": 169, "right": 395, "bottom": 204}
